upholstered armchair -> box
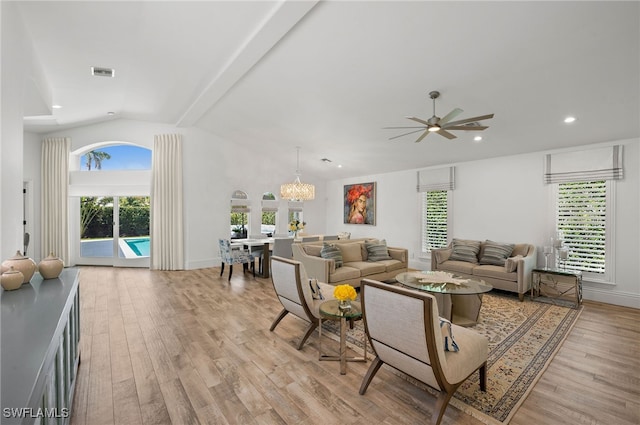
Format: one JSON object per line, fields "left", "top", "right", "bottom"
{"left": 359, "top": 279, "right": 488, "bottom": 425}
{"left": 218, "top": 239, "right": 255, "bottom": 281}
{"left": 269, "top": 256, "right": 335, "bottom": 349}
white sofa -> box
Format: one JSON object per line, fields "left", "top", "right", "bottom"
{"left": 431, "top": 239, "right": 537, "bottom": 300}
{"left": 292, "top": 238, "right": 408, "bottom": 288}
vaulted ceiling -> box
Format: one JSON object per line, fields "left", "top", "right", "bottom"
{"left": 17, "top": 1, "right": 639, "bottom": 179}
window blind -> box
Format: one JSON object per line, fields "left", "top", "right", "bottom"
{"left": 417, "top": 166, "right": 455, "bottom": 192}
{"left": 557, "top": 180, "right": 606, "bottom": 274}
{"left": 422, "top": 190, "right": 448, "bottom": 252}
{"left": 544, "top": 145, "right": 623, "bottom": 184}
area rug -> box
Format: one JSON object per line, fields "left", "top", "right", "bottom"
{"left": 321, "top": 291, "right": 582, "bottom": 425}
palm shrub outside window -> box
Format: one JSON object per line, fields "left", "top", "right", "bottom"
{"left": 422, "top": 190, "right": 448, "bottom": 253}
{"left": 556, "top": 180, "right": 606, "bottom": 274}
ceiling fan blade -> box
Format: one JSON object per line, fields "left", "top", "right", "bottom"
{"left": 414, "top": 129, "right": 431, "bottom": 143}
{"left": 444, "top": 125, "right": 489, "bottom": 131}
{"left": 388, "top": 128, "right": 426, "bottom": 140}
{"left": 437, "top": 129, "right": 457, "bottom": 140}
{"left": 382, "top": 126, "right": 427, "bottom": 129}
{"left": 444, "top": 113, "right": 495, "bottom": 127}
{"left": 406, "top": 116, "right": 431, "bottom": 126}
{"left": 439, "top": 108, "right": 464, "bottom": 125}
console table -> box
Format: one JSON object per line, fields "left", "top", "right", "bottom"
{"left": 531, "top": 268, "right": 582, "bottom": 308}
{"left": 1, "top": 268, "right": 81, "bottom": 424}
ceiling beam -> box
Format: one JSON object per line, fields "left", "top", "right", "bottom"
{"left": 176, "top": 0, "right": 319, "bottom": 128}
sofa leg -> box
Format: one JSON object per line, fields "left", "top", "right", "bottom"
{"left": 519, "top": 293, "right": 524, "bottom": 302}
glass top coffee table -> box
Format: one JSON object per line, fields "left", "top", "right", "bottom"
{"left": 395, "top": 271, "right": 492, "bottom": 326}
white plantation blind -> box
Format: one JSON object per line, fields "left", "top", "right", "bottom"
{"left": 422, "top": 190, "right": 449, "bottom": 252}
{"left": 417, "top": 166, "right": 455, "bottom": 192}
{"left": 557, "top": 180, "right": 606, "bottom": 274}
{"left": 261, "top": 199, "right": 279, "bottom": 212}
{"left": 544, "top": 145, "right": 623, "bottom": 184}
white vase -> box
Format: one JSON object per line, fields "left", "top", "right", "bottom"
{"left": 1, "top": 267, "right": 24, "bottom": 291}
{"left": 38, "top": 253, "right": 64, "bottom": 279}
{"left": 1, "top": 250, "right": 37, "bottom": 284}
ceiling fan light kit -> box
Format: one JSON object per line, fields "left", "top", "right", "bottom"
{"left": 385, "top": 90, "right": 494, "bottom": 143}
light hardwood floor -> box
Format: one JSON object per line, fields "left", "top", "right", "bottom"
{"left": 70, "top": 266, "right": 639, "bottom": 425}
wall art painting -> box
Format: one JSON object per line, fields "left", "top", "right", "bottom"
{"left": 344, "top": 182, "right": 376, "bottom": 225}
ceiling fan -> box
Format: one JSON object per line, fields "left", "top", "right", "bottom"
{"left": 384, "top": 91, "right": 494, "bottom": 142}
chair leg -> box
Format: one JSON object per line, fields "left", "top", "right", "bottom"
{"left": 433, "top": 391, "right": 455, "bottom": 425}
{"left": 270, "top": 309, "right": 288, "bottom": 331}
{"left": 479, "top": 362, "right": 487, "bottom": 391}
{"left": 296, "top": 322, "right": 318, "bottom": 350}
{"left": 220, "top": 263, "right": 225, "bottom": 277}
{"left": 359, "top": 356, "right": 383, "bottom": 395}
{"left": 228, "top": 265, "right": 233, "bottom": 281}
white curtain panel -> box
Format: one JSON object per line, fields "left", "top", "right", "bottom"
{"left": 41, "top": 137, "right": 70, "bottom": 264}
{"left": 544, "top": 145, "right": 624, "bottom": 184}
{"left": 417, "top": 166, "right": 455, "bottom": 192}
{"left": 151, "top": 134, "right": 184, "bottom": 270}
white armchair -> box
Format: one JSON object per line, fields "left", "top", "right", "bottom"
{"left": 359, "top": 279, "right": 488, "bottom": 425}
{"left": 269, "top": 256, "right": 336, "bottom": 349}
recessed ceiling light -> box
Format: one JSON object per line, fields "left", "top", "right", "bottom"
{"left": 564, "top": 116, "right": 576, "bottom": 123}
{"left": 474, "top": 136, "right": 483, "bottom": 142}
{"left": 338, "top": 164, "right": 343, "bottom": 168}
{"left": 107, "top": 111, "right": 115, "bottom": 116}
{"left": 52, "top": 104, "right": 62, "bottom": 109}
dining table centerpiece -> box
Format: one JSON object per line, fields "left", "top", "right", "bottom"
{"left": 288, "top": 219, "right": 306, "bottom": 238}
{"left": 333, "top": 284, "right": 357, "bottom": 311}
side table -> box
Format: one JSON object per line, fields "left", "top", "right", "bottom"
{"left": 531, "top": 268, "right": 582, "bottom": 308}
{"left": 318, "top": 299, "right": 367, "bottom": 375}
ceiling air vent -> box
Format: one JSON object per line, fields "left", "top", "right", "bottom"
{"left": 91, "top": 66, "right": 115, "bottom": 77}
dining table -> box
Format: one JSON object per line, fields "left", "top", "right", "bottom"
{"left": 230, "top": 238, "right": 274, "bottom": 278}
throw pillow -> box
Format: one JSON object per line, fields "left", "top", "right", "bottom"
{"left": 366, "top": 239, "right": 392, "bottom": 261}
{"left": 504, "top": 255, "right": 523, "bottom": 272}
{"left": 338, "top": 242, "right": 363, "bottom": 263}
{"left": 320, "top": 243, "right": 343, "bottom": 268}
{"left": 479, "top": 240, "right": 516, "bottom": 266}
{"left": 448, "top": 239, "right": 481, "bottom": 263}
{"left": 308, "top": 279, "right": 324, "bottom": 300}
{"left": 439, "top": 317, "right": 459, "bottom": 352}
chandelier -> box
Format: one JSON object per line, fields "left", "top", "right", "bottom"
{"left": 280, "top": 146, "right": 315, "bottom": 201}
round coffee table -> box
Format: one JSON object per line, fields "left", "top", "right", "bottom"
{"left": 395, "top": 271, "right": 492, "bottom": 326}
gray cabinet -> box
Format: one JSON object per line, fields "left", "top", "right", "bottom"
{"left": 1, "top": 269, "right": 80, "bottom": 425}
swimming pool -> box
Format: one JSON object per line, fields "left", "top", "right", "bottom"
{"left": 123, "top": 237, "right": 150, "bottom": 257}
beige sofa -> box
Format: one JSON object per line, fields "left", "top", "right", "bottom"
{"left": 431, "top": 239, "right": 537, "bottom": 300}
{"left": 292, "top": 238, "right": 408, "bottom": 288}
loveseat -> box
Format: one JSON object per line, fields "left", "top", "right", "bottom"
{"left": 431, "top": 239, "right": 537, "bottom": 300}
{"left": 292, "top": 238, "right": 408, "bottom": 288}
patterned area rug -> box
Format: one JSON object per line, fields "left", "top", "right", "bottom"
{"left": 321, "top": 291, "right": 582, "bottom": 425}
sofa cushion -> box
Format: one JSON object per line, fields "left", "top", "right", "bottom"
{"left": 366, "top": 240, "right": 392, "bottom": 261}
{"left": 472, "top": 264, "right": 517, "bottom": 281}
{"left": 375, "top": 259, "right": 405, "bottom": 272}
{"left": 338, "top": 243, "right": 363, "bottom": 263}
{"left": 438, "top": 260, "right": 475, "bottom": 275}
{"left": 328, "top": 266, "right": 360, "bottom": 283}
{"left": 345, "top": 261, "right": 386, "bottom": 277}
{"left": 303, "top": 244, "right": 322, "bottom": 257}
{"left": 479, "top": 240, "right": 515, "bottom": 266}
{"left": 449, "top": 239, "right": 481, "bottom": 263}
{"left": 321, "top": 243, "right": 343, "bottom": 268}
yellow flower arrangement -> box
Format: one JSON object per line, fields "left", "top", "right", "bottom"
{"left": 333, "top": 284, "right": 357, "bottom": 302}
{"left": 288, "top": 219, "right": 305, "bottom": 232}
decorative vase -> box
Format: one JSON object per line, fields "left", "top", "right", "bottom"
{"left": 338, "top": 299, "right": 352, "bottom": 311}
{"left": 1, "top": 267, "right": 25, "bottom": 291}
{"left": 38, "top": 253, "right": 64, "bottom": 279}
{"left": 1, "top": 251, "right": 37, "bottom": 284}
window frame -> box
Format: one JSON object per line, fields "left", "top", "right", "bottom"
{"left": 553, "top": 179, "right": 615, "bottom": 284}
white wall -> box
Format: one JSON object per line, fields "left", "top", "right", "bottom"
{"left": 326, "top": 139, "right": 640, "bottom": 309}
{"left": 23, "top": 118, "right": 327, "bottom": 269}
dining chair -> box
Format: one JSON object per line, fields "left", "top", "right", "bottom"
{"left": 359, "top": 279, "right": 488, "bottom": 425}
{"left": 269, "top": 256, "right": 336, "bottom": 349}
{"left": 323, "top": 235, "right": 339, "bottom": 241}
{"left": 218, "top": 239, "right": 255, "bottom": 281}
{"left": 272, "top": 238, "right": 294, "bottom": 259}
{"left": 301, "top": 236, "right": 320, "bottom": 242}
